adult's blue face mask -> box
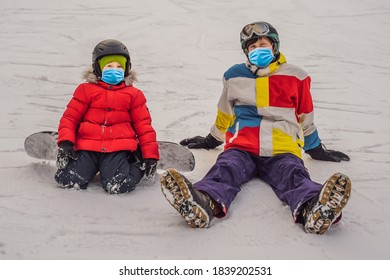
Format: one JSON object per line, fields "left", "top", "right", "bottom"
{"left": 248, "top": 47, "right": 274, "bottom": 68}
{"left": 101, "top": 68, "right": 125, "bottom": 85}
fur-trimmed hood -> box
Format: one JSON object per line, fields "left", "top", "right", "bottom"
{"left": 82, "top": 67, "right": 138, "bottom": 86}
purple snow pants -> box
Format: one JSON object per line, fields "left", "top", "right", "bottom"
{"left": 194, "top": 149, "right": 322, "bottom": 220}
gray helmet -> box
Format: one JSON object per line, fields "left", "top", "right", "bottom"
{"left": 240, "top": 21, "right": 280, "bottom": 55}
{"left": 92, "top": 39, "right": 131, "bottom": 78}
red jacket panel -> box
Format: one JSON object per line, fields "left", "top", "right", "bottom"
{"left": 58, "top": 80, "right": 159, "bottom": 160}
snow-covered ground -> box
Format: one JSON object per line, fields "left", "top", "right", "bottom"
{"left": 1, "top": 0, "right": 390, "bottom": 267}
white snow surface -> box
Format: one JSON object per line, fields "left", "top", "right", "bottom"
{"left": 0, "top": 0, "right": 390, "bottom": 260}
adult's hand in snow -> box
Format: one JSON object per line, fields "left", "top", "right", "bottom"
{"left": 306, "top": 144, "right": 350, "bottom": 162}
{"left": 180, "top": 133, "right": 223, "bottom": 150}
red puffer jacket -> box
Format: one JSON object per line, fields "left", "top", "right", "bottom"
{"left": 57, "top": 72, "right": 159, "bottom": 160}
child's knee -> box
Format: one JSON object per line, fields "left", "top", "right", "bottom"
{"left": 54, "top": 169, "right": 88, "bottom": 189}
{"left": 104, "top": 179, "right": 137, "bottom": 194}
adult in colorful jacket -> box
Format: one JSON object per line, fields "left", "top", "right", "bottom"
{"left": 161, "top": 21, "right": 351, "bottom": 234}
{"left": 55, "top": 39, "right": 159, "bottom": 194}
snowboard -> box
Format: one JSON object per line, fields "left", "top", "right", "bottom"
{"left": 24, "top": 131, "right": 195, "bottom": 172}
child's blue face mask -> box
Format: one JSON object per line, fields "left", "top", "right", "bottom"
{"left": 101, "top": 68, "right": 125, "bottom": 85}
{"left": 248, "top": 47, "right": 274, "bottom": 68}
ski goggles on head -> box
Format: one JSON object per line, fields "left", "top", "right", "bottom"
{"left": 240, "top": 22, "right": 271, "bottom": 41}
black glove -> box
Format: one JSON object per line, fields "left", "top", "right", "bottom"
{"left": 180, "top": 133, "right": 223, "bottom": 149}
{"left": 140, "top": 158, "right": 158, "bottom": 180}
{"left": 56, "top": 140, "right": 77, "bottom": 169}
{"left": 306, "top": 144, "right": 350, "bottom": 162}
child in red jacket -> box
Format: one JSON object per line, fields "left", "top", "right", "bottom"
{"left": 55, "top": 39, "right": 159, "bottom": 194}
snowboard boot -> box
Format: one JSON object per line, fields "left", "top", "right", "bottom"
{"left": 160, "top": 168, "right": 215, "bottom": 228}
{"left": 105, "top": 183, "right": 121, "bottom": 194}
{"left": 303, "top": 172, "right": 351, "bottom": 234}
{"left": 105, "top": 180, "right": 137, "bottom": 194}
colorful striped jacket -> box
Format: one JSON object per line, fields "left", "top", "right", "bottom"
{"left": 210, "top": 53, "right": 321, "bottom": 158}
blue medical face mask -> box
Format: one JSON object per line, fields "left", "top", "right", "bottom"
{"left": 101, "top": 68, "right": 125, "bottom": 85}
{"left": 248, "top": 47, "right": 274, "bottom": 68}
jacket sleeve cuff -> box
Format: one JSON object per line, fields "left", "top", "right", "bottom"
{"left": 210, "top": 125, "right": 225, "bottom": 142}
{"left": 303, "top": 130, "right": 321, "bottom": 151}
